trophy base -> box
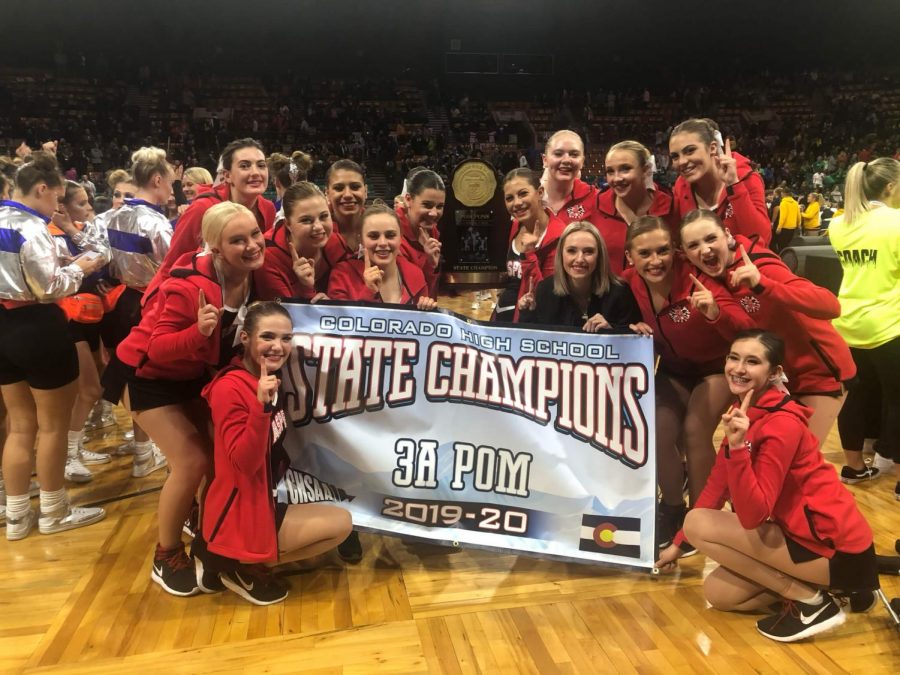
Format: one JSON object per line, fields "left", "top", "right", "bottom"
{"left": 442, "top": 271, "right": 505, "bottom": 286}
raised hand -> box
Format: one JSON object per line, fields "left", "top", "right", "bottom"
{"left": 519, "top": 230, "right": 539, "bottom": 252}
{"left": 422, "top": 233, "right": 442, "bottom": 269}
{"left": 256, "top": 355, "right": 280, "bottom": 405}
{"left": 728, "top": 244, "right": 761, "bottom": 289}
{"left": 582, "top": 313, "right": 611, "bottom": 333}
{"left": 362, "top": 248, "right": 384, "bottom": 294}
{"left": 290, "top": 243, "right": 315, "bottom": 288}
{"left": 689, "top": 273, "right": 720, "bottom": 320}
{"left": 197, "top": 288, "right": 220, "bottom": 337}
{"left": 51, "top": 209, "right": 79, "bottom": 237}
{"left": 721, "top": 390, "right": 753, "bottom": 449}
{"left": 41, "top": 140, "right": 59, "bottom": 156}
{"left": 715, "top": 137, "right": 739, "bottom": 186}
{"left": 15, "top": 141, "right": 32, "bottom": 158}
{"left": 517, "top": 276, "right": 536, "bottom": 311}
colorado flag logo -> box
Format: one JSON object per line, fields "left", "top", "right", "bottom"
{"left": 579, "top": 514, "right": 641, "bottom": 558}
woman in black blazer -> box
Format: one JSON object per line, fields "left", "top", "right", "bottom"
{"left": 517, "top": 221, "right": 640, "bottom": 332}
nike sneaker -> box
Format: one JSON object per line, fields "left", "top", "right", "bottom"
{"left": 757, "top": 594, "right": 845, "bottom": 642}
{"left": 151, "top": 543, "right": 199, "bottom": 597}
{"left": 219, "top": 565, "right": 288, "bottom": 606}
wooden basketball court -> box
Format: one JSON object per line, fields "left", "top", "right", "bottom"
{"left": 2, "top": 290, "right": 898, "bottom": 674}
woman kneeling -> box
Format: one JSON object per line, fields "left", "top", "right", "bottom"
{"left": 656, "top": 329, "right": 877, "bottom": 642}
{"left": 198, "top": 301, "right": 352, "bottom": 605}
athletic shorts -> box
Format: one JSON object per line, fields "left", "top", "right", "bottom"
{"left": 68, "top": 320, "right": 102, "bottom": 352}
{"left": 0, "top": 303, "right": 79, "bottom": 389}
{"left": 101, "top": 354, "right": 207, "bottom": 411}
{"left": 99, "top": 286, "right": 144, "bottom": 349}
{"left": 785, "top": 537, "right": 878, "bottom": 593}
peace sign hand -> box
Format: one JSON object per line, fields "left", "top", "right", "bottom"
{"left": 290, "top": 243, "right": 315, "bottom": 288}
{"left": 256, "top": 355, "right": 280, "bottom": 405}
{"left": 689, "top": 273, "right": 720, "bottom": 320}
{"left": 196, "top": 289, "right": 220, "bottom": 337}
{"left": 721, "top": 390, "right": 753, "bottom": 449}
{"left": 517, "top": 276, "right": 536, "bottom": 311}
{"left": 715, "top": 137, "right": 739, "bottom": 187}
{"left": 362, "top": 249, "right": 384, "bottom": 294}
{"left": 728, "top": 245, "right": 761, "bottom": 289}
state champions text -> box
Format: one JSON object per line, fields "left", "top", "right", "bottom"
{"left": 282, "top": 333, "right": 650, "bottom": 468}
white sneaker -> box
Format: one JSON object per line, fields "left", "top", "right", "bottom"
{"left": 39, "top": 501, "right": 105, "bottom": 534}
{"left": 6, "top": 507, "right": 36, "bottom": 540}
{"left": 872, "top": 453, "right": 894, "bottom": 475}
{"left": 79, "top": 447, "right": 112, "bottom": 465}
{"left": 132, "top": 445, "right": 168, "bottom": 478}
{"left": 64, "top": 455, "right": 94, "bottom": 483}
{"left": 115, "top": 439, "right": 136, "bottom": 456}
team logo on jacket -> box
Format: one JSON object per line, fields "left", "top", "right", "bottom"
{"left": 667, "top": 306, "right": 691, "bottom": 323}
{"left": 739, "top": 295, "right": 761, "bottom": 314}
{"left": 566, "top": 204, "right": 586, "bottom": 220}
{"left": 723, "top": 203, "right": 734, "bottom": 220}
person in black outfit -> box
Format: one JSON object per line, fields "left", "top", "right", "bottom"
{"left": 517, "top": 221, "right": 640, "bottom": 332}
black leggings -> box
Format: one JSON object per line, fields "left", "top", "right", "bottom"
{"left": 838, "top": 336, "right": 900, "bottom": 461}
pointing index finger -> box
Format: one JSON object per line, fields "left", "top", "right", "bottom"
{"left": 739, "top": 389, "right": 753, "bottom": 414}
{"left": 724, "top": 137, "right": 732, "bottom": 157}
{"left": 739, "top": 244, "right": 752, "bottom": 266}
{"left": 259, "top": 354, "right": 268, "bottom": 378}
{"left": 199, "top": 289, "right": 206, "bottom": 307}
{"left": 528, "top": 276, "right": 534, "bottom": 294}
{"left": 689, "top": 273, "right": 708, "bottom": 292}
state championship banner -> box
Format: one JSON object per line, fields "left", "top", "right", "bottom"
{"left": 276, "top": 302, "right": 657, "bottom": 570}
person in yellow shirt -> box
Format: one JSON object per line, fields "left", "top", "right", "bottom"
{"left": 774, "top": 189, "right": 801, "bottom": 251}
{"left": 830, "top": 158, "right": 900, "bottom": 495}
{"left": 801, "top": 192, "right": 821, "bottom": 234}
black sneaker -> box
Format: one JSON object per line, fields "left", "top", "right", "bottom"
{"left": 151, "top": 543, "right": 200, "bottom": 597}
{"left": 840, "top": 465, "right": 880, "bottom": 484}
{"left": 756, "top": 595, "right": 846, "bottom": 642}
{"left": 656, "top": 502, "right": 686, "bottom": 549}
{"left": 190, "top": 534, "right": 225, "bottom": 594}
{"left": 337, "top": 530, "right": 363, "bottom": 564}
{"left": 847, "top": 591, "right": 877, "bottom": 613}
{"left": 219, "top": 565, "right": 288, "bottom": 606}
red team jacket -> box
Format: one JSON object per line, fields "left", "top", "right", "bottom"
{"left": 202, "top": 364, "right": 285, "bottom": 562}
{"left": 672, "top": 152, "right": 772, "bottom": 246}
{"left": 550, "top": 178, "right": 599, "bottom": 225}
{"left": 695, "top": 235, "right": 855, "bottom": 394}
{"left": 624, "top": 256, "right": 755, "bottom": 377}
{"left": 327, "top": 256, "right": 428, "bottom": 305}
{"left": 117, "top": 251, "right": 232, "bottom": 380}
{"left": 512, "top": 212, "right": 567, "bottom": 320}
{"left": 147, "top": 182, "right": 276, "bottom": 298}
{"left": 675, "top": 387, "right": 873, "bottom": 559}
{"left": 588, "top": 185, "right": 678, "bottom": 275}
{"left": 396, "top": 206, "right": 440, "bottom": 297}
{"left": 253, "top": 222, "right": 316, "bottom": 301}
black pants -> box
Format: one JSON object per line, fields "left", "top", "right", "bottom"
{"left": 838, "top": 336, "right": 900, "bottom": 461}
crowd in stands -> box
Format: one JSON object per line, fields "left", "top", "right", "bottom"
{"left": 2, "top": 66, "right": 897, "bottom": 208}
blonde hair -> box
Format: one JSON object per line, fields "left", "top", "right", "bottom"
{"left": 544, "top": 129, "right": 584, "bottom": 154}
{"left": 183, "top": 166, "right": 213, "bottom": 186}
{"left": 843, "top": 158, "right": 900, "bottom": 224}
{"left": 201, "top": 202, "right": 255, "bottom": 249}
{"left": 606, "top": 140, "right": 651, "bottom": 167}
{"left": 130, "top": 146, "right": 170, "bottom": 187}
{"left": 106, "top": 168, "right": 132, "bottom": 190}
{"left": 552, "top": 221, "right": 619, "bottom": 297}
